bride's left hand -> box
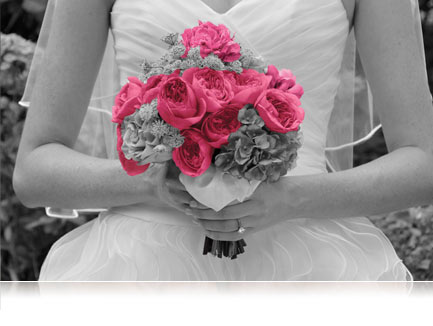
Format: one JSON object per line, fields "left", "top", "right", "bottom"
{"left": 186, "top": 179, "right": 294, "bottom": 241}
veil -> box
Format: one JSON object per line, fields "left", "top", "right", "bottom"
{"left": 19, "top": 0, "right": 428, "bottom": 217}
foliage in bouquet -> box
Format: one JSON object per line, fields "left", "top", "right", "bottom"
{"left": 215, "top": 105, "right": 303, "bottom": 183}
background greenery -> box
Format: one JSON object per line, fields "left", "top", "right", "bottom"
{"left": 1, "top": 0, "right": 433, "bottom": 281}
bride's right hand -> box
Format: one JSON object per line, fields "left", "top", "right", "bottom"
{"left": 149, "top": 162, "right": 207, "bottom": 214}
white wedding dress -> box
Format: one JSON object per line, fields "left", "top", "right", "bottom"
{"left": 38, "top": 0, "right": 413, "bottom": 281}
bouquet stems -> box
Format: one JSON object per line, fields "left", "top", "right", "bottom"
{"left": 202, "top": 237, "right": 247, "bottom": 259}
{"left": 156, "top": 162, "right": 249, "bottom": 259}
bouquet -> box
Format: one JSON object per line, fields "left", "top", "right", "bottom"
{"left": 112, "top": 21, "right": 305, "bottom": 259}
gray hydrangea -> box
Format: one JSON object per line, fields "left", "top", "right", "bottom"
{"left": 120, "top": 95, "right": 184, "bottom": 166}
{"left": 238, "top": 105, "right": 265, "bottom": 127}
{"left": 215, "top": 106, "right": 303, "bottom": 183}
{"left": 121, "top": 123, "right": 152, "bottom": 161}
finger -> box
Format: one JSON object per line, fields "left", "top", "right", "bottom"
{"left": 191, "top": 200, "right": 260, "bottom": 221}
{"left": 164, "top": 176, "right": 211, "bottom": 210}
{"left": 198, "top": 216, "right": 254, "bottom": 232}
{"left": 168, "top": 191, "right": 209, "bottom": 209}
{"left": 165, "top": 179, "right": 187, "bottom": 192}
{"left": 198, "top": 219, "right": 239, "bottom": 232}
{"left": 205, "top": 229, "right": 250, "bottom": 242}
{"left": 164, "top": 181, "right": 208, "bottom": 209}
{"left": 188, "top": 200, "right": 208, "bottom": 210}
{"left": 169, "top": 190, "right": 195, "bottom": 205}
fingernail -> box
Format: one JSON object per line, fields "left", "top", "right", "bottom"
{"left": 185, "top": 209, "right": 193, "bottom": 216}
{"left": 192, "top": 219, "right": 199, "bottom": 225}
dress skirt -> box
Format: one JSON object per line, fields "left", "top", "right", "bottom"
{"left": 39, "top": 201, "right": 413, "bottom": 281}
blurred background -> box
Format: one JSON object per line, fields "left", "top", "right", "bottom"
{"left": 1, "top": 0, "right": 433, "bottom": 281}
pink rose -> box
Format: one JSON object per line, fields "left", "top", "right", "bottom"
{"left": 142, "top": 75, "right": 164, "bottom": 103}
{"left": 183, "top": 67, "right": 235, "bottom": 113}
{"left": 142, "top": 70, "right": 181, "bottom": 103}
{"left": 201, "top": 104, "right": 242, "bottom": 148}
{"left": 112, "top": 77, "right": 145, "bottom": 124}
{"left": 157, "top": 75, "right": 206, "bottom": 130}
{"left": 116, "top": 124, "right": 149, "bottom": 176}
{"left": 181, "top": 21, "right": 241, "bottom": 62}
{"left": 226, "top": 69, "right": 272, "bottom": 106}
{"left": 266, "top": 65, "right": 304, "bottom": 99}
{"left": 172, "top": 129, "right": 214, "bottom": 177}
{"left": 255, "top": 89, "right": 305, "bottom": 133}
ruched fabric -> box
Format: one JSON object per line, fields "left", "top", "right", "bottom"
{"left": 39, "top": 0, "right": 412, "bottom": 281}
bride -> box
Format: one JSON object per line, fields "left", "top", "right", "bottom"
{"left": 13, "top": 0, "right": 433, "bottom": 281}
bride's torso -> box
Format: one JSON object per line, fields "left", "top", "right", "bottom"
{"left": 39, "top": 0, "right": 415, "bottom": 282}
{"left": 107, "top": 0, "right": 351, "bottom": 219}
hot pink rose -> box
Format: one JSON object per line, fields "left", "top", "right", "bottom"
{"left": 112, "top": 77, "right": 145, "bottom": 124}
{"left": 181, "top": 21, "right": 241, "bottom": 62}
{"left": 183, "top": 67, "right": 235, "bottom": 113}
{"left": 116, "top": 124, "right": 149, "bottom": 176}
{"left": 201, "top": 104, "right": 242, "bottom": 148}
{"left": 157, "top": 75, "right": 206, "bottom": 130}
{"left": 226, "top": 69, "right": 272, "bottom": 106}
{"left": 172, "top": 129, "right": 214, "bottom": 177}
{"left": 266, "top": 65, "right": 304, "bottom": 99}
{"left": 255, "top": 89, "right": 305, "bottom": 133}
{"left": 142, "top": 70, "right": 181, "bottom": 103}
